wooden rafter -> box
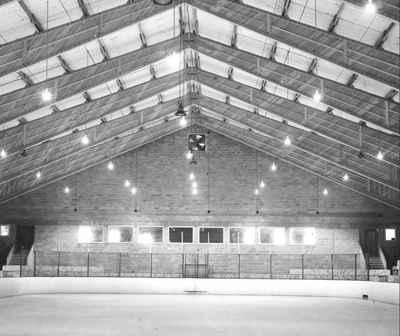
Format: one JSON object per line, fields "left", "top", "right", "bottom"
{"left": 189, "top": 0, "right": 399, "bottom": 88}
{"left": 18, "top": 0, "right": 43, "bottom": 33}
{"left": 0, "top": 38, "right": 179, "bottom": 125}
{"left": 0, "top": 0, "right": 172, "bottom": 77}
{"left": 189, "top": 36, "right": 400, "bottom": 133}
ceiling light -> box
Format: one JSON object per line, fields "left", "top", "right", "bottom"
{"left": 192, "top": 188, "right": 198, "bottom": 195}
{"left": 64, "top": 186, "right": 70, "bottom": 194}
{"left": 313, "top": 89, "right": 322, "bottom": 102}
{"left": 192, "top": 181, "right": 198, "bottom": 188}
{"left": 153, "top": 0, "right": 173, "bottom": 5}
{"left": 377, "top": 151, "right": 384, "bottom": 161}
{"left": 260, "top": 180, "right": 265, "bottom": 188}
{"left": 0, "top": 149, "right": 6, "bottom": 159}
{"left": 107, "top": 161, "right": 115, "bottom": 171}
{"left": 365, "top": 0, "right": 376, "bottom": 14}
{"left": 254, "top": 189, "right": 259, "bottom": 195}
{"left": 81, "top": 134, "right": 90, "bottom": 145}
{"left": 41, "top": 88, "right": 53, "bottom": 102}
{"left": 186, "top": 151, "right": 193, "bottom": 160}
{"left": 189, "top": 172, "right": 195, "bottom": 181}
{"left": 124, "top": 180, "right": 131, "bottom": 188}
{"left": 270, "top": 162, "right": 277, "bottom": 172}
{"left": 36, "top": 171, "right": 42, "bottom": 180}
{"left": 131, "top": 187, "right": 137, "bottom": 195}
{"left": 167, "top": 51, "right": 181, "bottom": 68}
{"left": 343, "top": 173, "right": 349, "bottom": 182}
{"left": 179, "top": 116, "right": 188, "bottom": 127}
{"left": 175, "top": 100, "right": 186, "bottom": 117}
{"left": 322, "top": 188, "right": 328, "bottom": 196}
{"left": 284, "top": 136, "right": 291, "bottom": 146}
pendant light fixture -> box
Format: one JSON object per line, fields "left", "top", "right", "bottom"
{"left": 41, "top": 0, "right": 53, "bottom": 103}
{"left": 174, "top": 0, "right": 186, "bottom": 118}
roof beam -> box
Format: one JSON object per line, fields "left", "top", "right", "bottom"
{"left": 0, "top": 98, "right": 186, "bottom": 185}
{"left": 327, "top": 3, "right": 344, "bottom": 33}
{"left": 0, "top": 37, "right": 179, "bottom": 125}
{"left": 0, "top": 71, "right": 185, "bottom": 155}
{"left": 98, "top": 39, "right": 110, "bottom": 61}
{"left": 190, "top": 36, "right": 400, "bottom": 133}
{"left": 281, "top": 0, "right": 291, "bottom": 17}
{"left": 17, "top": 70, "right": 34, "bottom": 86}
{"left": 198, "top": 95, "right": 398, "bottom": 191}
{"left": 18, "top": 0, "right": 44, "bottom": 33}
{"left": 375, "top": 22, "right": 395, "bottom": 49}
{"left": 194, "top": 70, "right": 400, "bottom": 167}
{"left": 0, "top": 0, "right": 172, "bottom": 77}
{"left": 138, "top": 23, "right": 147, "bottom": 48}
{"left": 0, "top": 117, "right": 185, "bottom": 204}
{"left": 194, "top": 114, "right": 400, "bottom": 209}
{"left": 57, "top": 55, "right": 72, "bottom": 73}
{"left": 77, "top": 0, "right": 90, "bottom": 17}
{"left": 190, "top": 0, "right": 399, "bottom": 88}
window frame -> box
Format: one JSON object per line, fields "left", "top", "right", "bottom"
{"left": 229, "top": 227, "right": 256, "bottom": 244}
{"left": 384, "top": 228, "right": 396, "bottom": 241}
{"left": 137, "top": 226, "right": 164, "bottom": 244}
{"left": 168, "top": 226, "right": 194, "bottom": 244}
{"left": 77, "top": 225, "right": 105, "bottom": 244}
{"left": 107, "top": 226, "right": 133, "bottom": 243}
{"left": 259, "top": 227, "right": 286, "bottom": 245}
{"left": 288, "top": 227, "right": 316, "bottom": 246}
{"left": 198, "top": 227, "right": 224, "bottom": 244}
{"left": 0, "top": 225, "right": 10, "bottom": 237}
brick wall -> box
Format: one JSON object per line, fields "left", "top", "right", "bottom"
{"left": 1, "top": 126, "right": 399, "bottom": 270}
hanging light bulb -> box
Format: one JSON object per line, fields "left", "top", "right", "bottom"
{"left": 254, "top": 189, "right": 259, "bottom": 195}
{"left": 192, "top": 181, "right": 198, "bottom": 188}
{"left": 64, "top": 186, "right": 70, "bottom": 194}
{"left": 41, "top": 88, "right": 52, "bottom": 102}
{"left": 124, "top": 180, "right": 131, "bottom": 188}
{"left": 179, "top": 116, "right": 188, "bottom": 127}
{"left": 107, "top": 161, "right": 115, "bottom": 171}
{"left": 192, "top": 188, "right": 198, "bottom": 195}
{"left": 322, "top": 188, "right": 328, "bottom": 196}
{"left": 376, "top": 151, "right": 384, "bottom": 161}
{"left": 36, "top": 171, "right": 42, "bottom": 180}
{"left": 313, "top": 89, "right": 322, "bottom": 102}
{"left": 131, "top": 187, "right": 137, "bottom": 195}
{"left": 343, "top": 173, "right": 349, "bottom": 182}
{"left": 167, "top": 51, "right": 181, "bottom": 69}
{"left": 284, "top": 136, "right": 291, "bottom": 147}
{"left": 81, "top": 134, "right": 90, "bottom": 145}
{"left": 260, "top": 180, "right": 265, "bottom": 188}
{"left": 189, "top": 172, "right": 195, "bottom": 181}
{"left": 270, "top": 162, "right": 277, "bottom": 172}
{"left": 186, "top": 151, "right": 193, "bottom": 160}
{"left": 365, "top": 0, "right": 376, "bottom": 14}
{"left": 0, "top": 149, "right": 6, "bottom": 159}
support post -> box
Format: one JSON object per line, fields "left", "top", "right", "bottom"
{"left": 331, "top": 254, "right": 334, "bottom": 280}
{"left": 150, "top": 253, "right": 153, "bottom": 278}
{"left": 87, "top": 252, "right": 90, "bottom": 277}
{"left": 238, "top": 253, "right": 241, "bottom": 279}
{"left": 301, "top": 254, "right": 304, "bottom": 280}
{"left": 19, "top": 252, "right": 22, "bottom": 277}
{"left": 33, "top": 251, "right": 37, "bottom": 277}
{"left": 182, "top": 253, "right": 185, "bottom": 278}
{"left": 57, "top": 252, "right": 60, "bottom": 277}
{"left": 118, "top": 253, "right": 122, "bottom": 277}
{"left": 270, "top": 254, "right": 273, "bottom": 279}
{"left": 354, "top": 254, "right": 357, "bottom": 280}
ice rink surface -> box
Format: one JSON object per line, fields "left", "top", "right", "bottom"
{"left": 0, "top": 294, "right": 398, "bottom": 336}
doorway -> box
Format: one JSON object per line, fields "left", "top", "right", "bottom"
{"left": 365, "top": 229, "right": 379, "bottom": 257}
{"left": 15, "top": 225, "right": 35, "bottom": 252}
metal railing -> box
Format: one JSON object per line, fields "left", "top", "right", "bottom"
{"left": 0, "top": 251, "right": 384, "bottom": 281}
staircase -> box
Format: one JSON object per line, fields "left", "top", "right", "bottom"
{"left": 7, "top": 248, "right": 29, "bottom": 266}
{"left": 368, "top": 256, "right": 385, "bottom": 270}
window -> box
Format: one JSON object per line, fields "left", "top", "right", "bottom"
{"left": 169, "top": 227, "right": 193, "bottom": 243}
{"left": 385, "top": 229, "right": 396, "bottom": 241}
{"left": 138, "top": 227, "right": 163, "bottom": 243}
{"left": 108, "top": 227, "right": 133, "bottom": 243}
{"left": 289, "top": 227, "right": 316, "bottom": 245}
{"left": 230, "top": 227, "right": 256, "bottom": 244}
{"left": 78, "top": 226, "right": 104, "bottom": 243}
{"left": 199, "top": 227, "right": 223, "bottom": 243}
{"left": 0, "top": 225, "right": 9, "bottom": 236}
{"left": 260, "top": 227, "right": 286, "bottom": 245}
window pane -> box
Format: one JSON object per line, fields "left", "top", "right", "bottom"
{"left": 169, "top": 227, "right": 193, "bottom": 243}
{"left": 78, "top": 226, "right": 104, "bottom": 243}
{"left": 230, "top": 228, "right": 255, "bottom": 244}
{"left": 108, "top": 227, "right": 133, "bottom": 243}
{"left": 139, "top": 227, "right": 163, "bottom": 243}
{"left": 0, "top": 225, "right": 9, "bottom": 236}
{"left": 289, "top": 228, "right": 315, "bottom": 245}
{"left": 260, "top": 228, "right": 273, "bottom": 244}
{"left": 199, "top": 228, "right": 223, "bottom": 243}
{"left": 385, "top": 229, "right": 396, "bottom": 241}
